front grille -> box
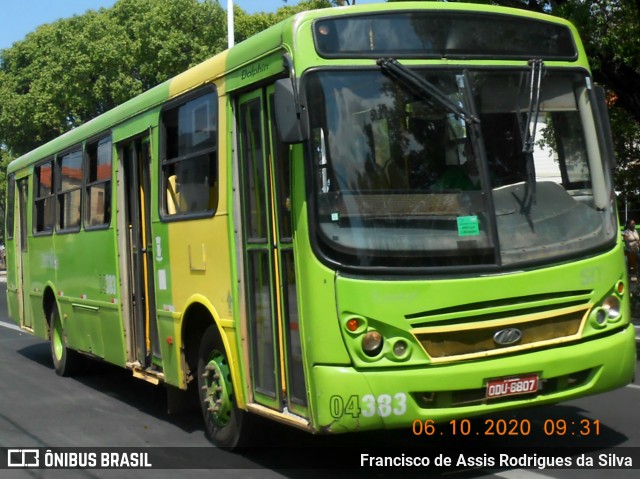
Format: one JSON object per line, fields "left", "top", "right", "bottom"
{"left": 413, "top": 304, "right": 589, "bottom": 363}
{"left": 406, "top": 289, "right": 593, "bottom": 363}
{"left": 413, "top": 304, "right": 590, "bottom": 363}
{"left": 405, "top": 290, "right": 592, "bottom": 323}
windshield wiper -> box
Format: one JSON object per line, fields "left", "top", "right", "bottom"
{"left": 377, "top": 57, "right": 479, "bottom": 124}
{"left": 522, "top": 59, "right": 544, "bottom": 154}
{"left": 519, "top": 59, "right": 545, "bottom": 218}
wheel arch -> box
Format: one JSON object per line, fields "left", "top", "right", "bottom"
{"left": 180, "top": 296, "right": 246, "bottom": 407}
{"left": 42, "top": 285, "right": 58, "bottom": 339}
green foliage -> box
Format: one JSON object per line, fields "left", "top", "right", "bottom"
{"left": 3, "top": 0, "right": 640, "bottom": 216}
{"left": 409, "top": 0, "right": 640, "bottom": 216}
{"left": 234, "top": 1, "right": 332, "bottom": 42}
{"left": 0, "top": 0, "right": 336, "bottom": 157}
{"left": 0, "top": 0, "right": 227, "bottom": 156}
{"left": 0, "top": 0, "right": 339, "bottom": 230}
{"left": 0, "top": 147, "right": 13, "bottom": 243}
{"left": 532, "top": 0, "right": 640, "bottom": 212}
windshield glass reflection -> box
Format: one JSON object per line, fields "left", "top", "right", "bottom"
{"left": 306, "top": 68, "right": 617, "bottom": 270}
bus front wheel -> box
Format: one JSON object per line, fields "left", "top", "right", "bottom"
{"left": 197, "top": 324, "right": 252, "bottom": 449}
{"left": 49, "top": 306, "right": 83, "bottom": 376}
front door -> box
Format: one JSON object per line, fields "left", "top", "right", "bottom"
{"left": 237, "top": 87, "right": 307, "bottom": 416}
{"left": 118, "top": 135, "right": 161, "bottom": 368}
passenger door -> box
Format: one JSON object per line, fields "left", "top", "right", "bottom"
{"left": 117, "top": 134, "right": 161, "bottom": 368}
{"left": 236, "top": 86, "right": 307, "bottom": 416}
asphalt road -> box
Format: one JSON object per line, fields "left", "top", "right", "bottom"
{"left": 0, "top": 275, "right": 639, "bottom": 479}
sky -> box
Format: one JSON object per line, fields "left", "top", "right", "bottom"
{"left": 0, "top": 0, "right": 386, "bottom": 51}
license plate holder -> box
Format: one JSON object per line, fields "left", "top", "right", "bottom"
{"left": 486, "top": 374, "right": 539, "bottom": 399}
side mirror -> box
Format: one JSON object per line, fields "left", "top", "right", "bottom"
{"left": 274, "top": 78, "right": 309, "bottom": 144}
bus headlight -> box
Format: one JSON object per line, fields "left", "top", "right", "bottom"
{"left": 593, "top": 308, "right": 607, "bottom": 327}
{"left": 362, "top": 331, "right": 383, "bottom": 357}
{"left": 591, "top": 294, "right": 622, "bottom": 328}
{"left": 392, "top": 339, "right": 410, "bottom": 359}
{"left": 343, "top": 315, "right": 414, "bottom": 362}
{"left": 602, "top": 295, "right": 621, "bottom": 321}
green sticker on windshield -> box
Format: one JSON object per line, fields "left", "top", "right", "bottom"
{"left": 457, "top": 215, "right": 480, "bottom": 236}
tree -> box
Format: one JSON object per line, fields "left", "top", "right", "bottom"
{"left": 550, "top": 0, "right": 640, "bottom": 217}
{"left": 0, "top": 147, "right": 9, "bottom": 243}
{"left": 234, "top": 1, "right": 332, "bottom": 44}
{"left": 388, "top": 0, "right": 640, "bottom": 216}
{"left": 0, "top": 0, "right": 340, "bottom": 157}
{"left": 498, "top": 0, "right": 640, "bottom": 218}
{"left": 4, "top": 0, "right": 640, "bottom": 213}
{"left": 0, "top": 0, "right": 228, "bottom": 156}
{"left": 0, "top": 0, "right": 342, "bottom": 231}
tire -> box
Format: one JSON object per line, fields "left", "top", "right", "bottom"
{"left": 197, "top": 324, "right": 252, "bottom": 449}
{"left": 49, "top": 306, "right": 84, "bottom": 376}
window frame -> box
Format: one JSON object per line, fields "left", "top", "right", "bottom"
{"left": 56, "top": 146, "right": 83, "bottom": 234}
{"left": 33, "top": 158, "right": 55, "bottom": 236}
{"left": 83, "top": 135, "right": 113, "bottom": 231}
{"left": 159, "top": 85, "right": 219, "bottom": 222}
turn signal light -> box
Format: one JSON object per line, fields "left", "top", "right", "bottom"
{"left": 346, "top": 318, "right": 360, "bottom": 332}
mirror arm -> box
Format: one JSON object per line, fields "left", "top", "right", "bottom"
{"left": 283, "top": 53, "right": 303, "bottom": 122}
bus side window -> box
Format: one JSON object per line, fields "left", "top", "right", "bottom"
{"left": 161, "top": 89, "right": 218, "bottom": 218}
{"left": 84, "top": 136, "right": 112, "bottom": 229}
{"left": 34, "top": 160, "right": 55, "bottom": 234}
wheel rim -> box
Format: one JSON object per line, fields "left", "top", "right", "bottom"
{"left": 52, "top": 317, "right": 64, "bottom": 361}
{"left": 201, "top": 350, "right": 233, "bottom": 427}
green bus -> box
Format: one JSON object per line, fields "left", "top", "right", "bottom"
{"left": 4, "top": 2, "right": 636, "bottom": 448}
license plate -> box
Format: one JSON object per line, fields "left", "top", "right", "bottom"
{"left": 486, "top": 374, "right": 539, "bottom": 399}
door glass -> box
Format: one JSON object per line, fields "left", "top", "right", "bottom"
{"left": 281, "top": 250, "right": 305, "bottom": 405}
{"left": 240, "top": 97, "right": 278, "bottom": 399}
{"left": 243, "top": 100, "right": 269, "bottom": 242}
{"left": 6, "top": 176, "right": 15, "bottom": 241}
{"left": 239, "top": 90, "right": 307, "bottom": 411}
{"left": 248, "top": 250, "right": 276, "bottom": 395}
{"left": 18, "top": 179, "right": 29, "bottom": 252}
{"left": 269, "top": 94, "right": 306, "bottom": 408}
{"left": 121, "top": 137, "right": 160, "bottom": 368}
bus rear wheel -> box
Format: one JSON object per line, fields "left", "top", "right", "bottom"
{"left": 197, "top": 324, "right": 252, "bottom": 449}
{"left": 49, "top": 306, "right": 84, "bottom": 376}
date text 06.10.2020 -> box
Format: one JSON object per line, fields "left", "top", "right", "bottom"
{"left": 411, "top": 418, "right": 601, "bottom": 437}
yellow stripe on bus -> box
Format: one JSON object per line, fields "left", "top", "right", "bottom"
{"left": 169, "top": 51, "right": 229, "bottom": 98}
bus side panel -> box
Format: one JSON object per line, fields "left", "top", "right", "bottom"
{"left": 155, "top": 82, "right": 236, "bottom": 390}
{"left": 151, "top": 215, "right": 233, "bottom": 388}
{"left": 53, "top": 229, "right": 125, "bottom": 365}
{"left": 148, "top": 218, "right": 179, "bottom": 384}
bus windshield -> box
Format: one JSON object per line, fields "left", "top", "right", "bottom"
{"left": 306, "top": 67, "right": 618, "bottom": 270}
